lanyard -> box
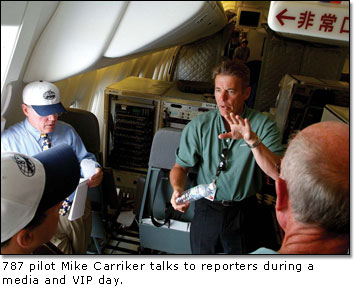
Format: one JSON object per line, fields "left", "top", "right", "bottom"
{"left": 215, "top": 114, "right": 235, "bottom": 179}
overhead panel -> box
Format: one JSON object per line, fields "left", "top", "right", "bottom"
{"left": 23, "top": 1, "right": 127, "bottom": 83}
{"left": 23, "top": 1, "right": 226, "bottom": 83}
{"left": 105, "top": 2, "right": 226, "bottom": 57}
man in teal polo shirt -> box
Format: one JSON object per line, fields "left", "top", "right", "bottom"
{"left": 170, "top": 59, "right": 284, "bottom": 254}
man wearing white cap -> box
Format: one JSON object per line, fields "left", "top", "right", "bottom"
{"left": 1, "top": 145, "right": 80, "bottom": 254}
{"left": 1, "top": 80, "right": 103, "bottom": 254}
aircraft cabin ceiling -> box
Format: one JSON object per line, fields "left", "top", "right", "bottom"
{"left": 23, "top": 1, "right": 227, "bottom": 83}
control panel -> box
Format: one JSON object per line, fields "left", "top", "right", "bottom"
{"left": 162, "top": 101, "right": 216, "bottom": 129}
{"left": 108, "top": 96, "right": 156, "bottom": 172}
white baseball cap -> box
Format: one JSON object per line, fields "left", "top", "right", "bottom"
{"left": 1, "top": 144, "right": 80, "bottom": 243}
{"left": 23, "top": 80, "right": 66, "bottom": 117}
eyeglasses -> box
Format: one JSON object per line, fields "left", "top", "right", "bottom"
{"left": 216, "top": 148, "right": 229, "bottom": 177}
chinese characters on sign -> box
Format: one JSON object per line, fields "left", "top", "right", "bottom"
{"left": 298, "top": 11, "right": 315, "bottom": 30}
{"left": 276, "top": 8, "right": 349, "bottom": 34}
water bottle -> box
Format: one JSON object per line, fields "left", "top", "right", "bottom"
{"left": 175, "top": 181, "right": 216, "bottom": 204}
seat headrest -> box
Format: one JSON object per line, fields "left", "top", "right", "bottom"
{"left": 149, "top": 128, "right": 182, "bottom": 169}
{"left": 59, "top": 108, "right": 100, "bottom": 155}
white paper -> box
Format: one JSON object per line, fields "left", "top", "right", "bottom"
{"left": 80, "top": 159, "right": 97, "bottom": 178}
{"left": 68, "top": 178, "right": 89, "bottom": 221}
{"left": 141, "top": 218, "right": 190, "bottom": 232}
{"left": 116, "top": 210, "right": 135, "bottom": 227}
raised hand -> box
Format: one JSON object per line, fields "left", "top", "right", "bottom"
{"left": 218, "top": 113, "right": 254, "bottom": 143}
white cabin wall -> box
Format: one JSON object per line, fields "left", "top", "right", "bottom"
{"left": 239, "top": 2, "right": 269, "bottom": 62}
{"left": 245, "top": 29, "right": 266, "bottom": 62}
{"left": 54, "top": 46, "right": 178, "bottom": 153}
{"left": 1, "top": 1, "right": 59, "bottom": 130}
{"left": 221, "top": 1, "right": 270, "bottom": 62}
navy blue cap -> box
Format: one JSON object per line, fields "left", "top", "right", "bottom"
{"left": 32, "top": 103, "right": 66, "bottom": 117}
{"left": 33, "top": 144, "right": 80, "bottom": 213}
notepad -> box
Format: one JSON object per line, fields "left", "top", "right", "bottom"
{"left": 68, "top": 178, "right": 89, "bottom": 221}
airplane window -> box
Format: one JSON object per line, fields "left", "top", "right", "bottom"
{"left": 1, "top": 25, "right": 20, "bottom": 91}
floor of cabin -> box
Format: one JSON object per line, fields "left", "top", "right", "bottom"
{"left": 86, "top": 212, "right": 166, "bottom": 255}
{"left": 86, "top": 190, "right": 281, "bottom": 255}
{"left": 86, "top": 214, "right": 140, "bottom": 255}
{"left": 103, "top": 222, "right": 140, "bottom": 255}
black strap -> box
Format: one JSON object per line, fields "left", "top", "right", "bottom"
{"left": 150, "top": 169, "right": 171, "bottom": 227}
{"left": 150, "top": 169, "right": 198, "bottom": 228}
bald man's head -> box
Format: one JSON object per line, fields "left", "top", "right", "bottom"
{"left": 300, "top": 121, "right": 349, "bottom": 168}
{"left": 281, "top": 122, "right": 349, "bottom": 234}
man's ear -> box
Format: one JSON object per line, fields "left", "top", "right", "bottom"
{"left": 22, "top": 104, "right": 29, "bottom": 117}
{"left": 16, "top": 229, "right": 34, "bottom": 250}
{"left": 275, "top": 177, "right": 290, "bottom": 231}
{"left": 243, "top": 86, "right": 252, "bottom": 101}
{"left": 275, "top": 178, "right": 289, "bottom": 211}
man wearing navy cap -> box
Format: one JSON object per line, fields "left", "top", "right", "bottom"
{"left": 1, "top": 145, "right": 80, "bottom": 254}
{"left": 1, "top": 80, "right": 103, "bottom": 254}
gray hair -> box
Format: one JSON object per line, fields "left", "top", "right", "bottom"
{"left": 281, "top": 132, "right": 349, "bottom": 234}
